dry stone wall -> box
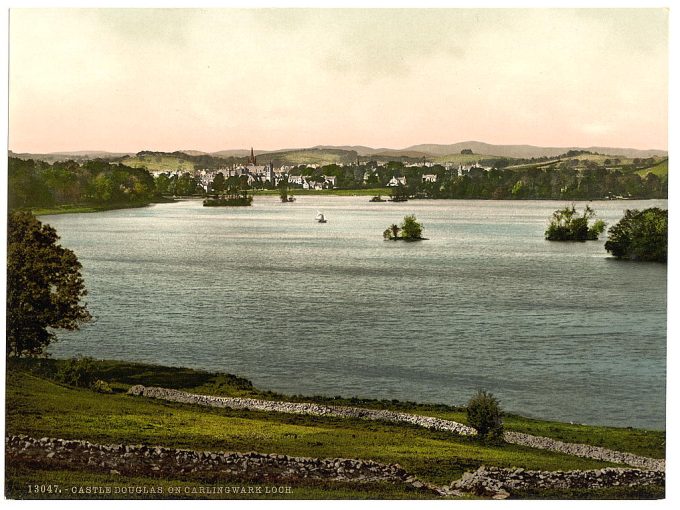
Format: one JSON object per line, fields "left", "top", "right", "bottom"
{"left": 452, "top": 465, "right": 665, "bottom": 499}
{"left": 6, "top": 435, "right": 428, "bottom": 490}
{"left": 127, "top": 385, "right": 665, "bottom": 471}
{"left": 6, "top": 436, "right": 665, "bottom": 498}
{"left": 504, "top": 431, "right": 665, "bottom": 471}
{"left": 126, "top": 385, "right": 476, "bottom": 435}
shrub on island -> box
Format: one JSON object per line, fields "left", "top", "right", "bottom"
{"left": 545, "top": 204, "right": 606, "bottom": 241}
{"left": 383, "top": 215, "right": 425, "bottom": 241}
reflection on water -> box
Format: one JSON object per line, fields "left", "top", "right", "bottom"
{"left": 44, "top": 197, "right": 667, "bottom": 429}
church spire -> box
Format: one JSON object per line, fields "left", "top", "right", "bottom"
{"left": 248, "top": 147, "right": 257, "bottom": 165}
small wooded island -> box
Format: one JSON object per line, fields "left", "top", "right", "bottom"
{"left": 605, "top": 208, "right": 667, "bottom": 262}
{"left": 384, "top": 214, "right": 426, "bottom": 241}
{"left": 545, "top": 205, "right": 668, "bottom": 263}
{"left": 545, "top": 204, "right": 605, "bottom": 241}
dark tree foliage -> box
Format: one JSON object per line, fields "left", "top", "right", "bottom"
{"left": 6, "top": 211, "right": 92, "bottom": 357}
{"left": 604, "top": 208, "right": 668, "bottom": 262}
{"left": 8, "top": 157, "right": 157, "bottom": 209}
{"left": 383, "top": 215, "right": 424, "bottom": 240}
{"left": 400, "top": 214, "right": 423, "bottom": 240}
{"left": 467, "top": 390, "right": 504, "bottom": 442}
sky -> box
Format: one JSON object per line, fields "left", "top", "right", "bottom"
{"left": 8, "top": 8, "right": 669, "bottom": 153}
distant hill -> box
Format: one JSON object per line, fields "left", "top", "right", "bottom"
{"left": 8, "top": 150, "right": 133, "bottom": 163}
{"left": 404, "top": 142, "right": 667, "bottom": 159}
{"left": 10, "top": 141, "right": 667, "bottom": 166}
{"left": 211, "top": 149, "right": 272, "bottom": 158}
{"left": 121, "top": 153, "right": 197, "bottom": 172}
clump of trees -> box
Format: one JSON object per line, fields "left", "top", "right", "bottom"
{"left": 383, "top": 215, "right": 425, "bottom": 241}
{"left": 7, "top": 212, "right": 92, "bottom": 357}
{"left": 8, "top": 157, "right": 157, "bottom": 209}
{"left": 467, "top": 390, "right": 504, "bottom": 442}
{"left": 545, "top": 205, "right": 606, "bottom": 241}
{"left": 605, "top": 208, "right": 667, "bottom": 262}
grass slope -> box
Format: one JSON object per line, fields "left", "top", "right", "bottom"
{"left": 121, "top": 154, "right": 196, "bottom": 172}
{"left": 431, "top": 153, "right": 502, "bottom": 165}
{"left": 8, "top": 359, "right": 665, "bottom": 458}
{"left": 637, "top": 159, "right": 668, "bottom": 178}
{"left": 7, "top": 370, "right": 621, "bottom": 486}
{"left": 258, "top": 149, "right": 357, "bottom": 166}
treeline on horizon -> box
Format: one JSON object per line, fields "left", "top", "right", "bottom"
{"left": 7, "top": 153, "right": 667, "bottom": 210}
{"left": 287, "top": 156, "right": 667, "bottom": 200}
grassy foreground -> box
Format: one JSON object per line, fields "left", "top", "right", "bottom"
{"left": 5, "top": 358, "right": 665, "bottom": 499}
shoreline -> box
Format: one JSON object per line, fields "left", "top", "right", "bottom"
{"left": 10, "top": 357, "right": 666, "bottom": 438}
{"left": 26, "top": 193, "right": 667, "bottom": 217}
{"left": 31, "top": 197, "right": 176, "bottom": 216}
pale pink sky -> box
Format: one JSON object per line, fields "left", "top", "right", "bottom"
{"left": 9, "top": 8, "right": 668, "bottom": 153}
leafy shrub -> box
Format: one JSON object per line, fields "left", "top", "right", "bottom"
{"left": 58, "top": 356, "right": 96, "bottom": 388}
{"left": 91, "top": 379, "right": 113, "bottom": 393}
{"left": 401, "top": 215, "right": 423, "bottom": 240}
{"left": 545, "top": 204, "right": 605, "bottom": 241}
{"left": 383, "top": 224, "right": 400, "bottom": 240}
{"left": 604, "top": 208, "right": 667, "bottom": 262}
{"left": 467, "top": 390, "right": 504, "bottom": 442}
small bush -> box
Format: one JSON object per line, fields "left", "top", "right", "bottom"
{"left": 467, "top": 390, "right": 504, "bottom": 442}
{"left": 57, "top": 356, "right": 96, "bottom": 388}
{"left": 91, "top": 379, "right": 113, "bottom": 393}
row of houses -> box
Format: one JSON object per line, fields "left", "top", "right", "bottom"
{"left": 150, "top": 161, "right": 492, "bottom": 191}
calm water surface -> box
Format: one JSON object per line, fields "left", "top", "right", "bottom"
{"left": 44, "top": 197, "right": 667, "bottom": 429}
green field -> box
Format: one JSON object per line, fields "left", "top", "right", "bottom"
{"left": 121, "top": 154, "right": 196, "bottom": 172}
{"left": 259, "top": 149, "right": 356, "bottom": 166}
{"left": 637, "top": 159, "right": 668, "bottom": 178}
{"left": 431, "top": 153, "right": 501, "bottom": 165}
{"left": 5, "top": 358, "right": 665, "bottom": 499}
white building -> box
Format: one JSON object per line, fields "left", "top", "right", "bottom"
{"left": 387, "top": 176, "right": 407, "bottom": 187}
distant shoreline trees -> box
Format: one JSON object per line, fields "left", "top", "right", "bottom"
{"left": 8, "top": 154, "right": 667, "bottom": 210}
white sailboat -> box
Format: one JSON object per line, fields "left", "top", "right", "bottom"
{"left": 315, "top": 211, "right": 327, "bottom": 223}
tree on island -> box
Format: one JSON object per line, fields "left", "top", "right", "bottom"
{"left": 210, "top": 172, "right": 225, "bottom": 193}
{"left": 6, "top": 211, "right": 91, "bottom": 357}
{"left": 383, "top": 215, "right": 425, "bottom": 241}
{"left": 604, "top": 208, "right": 667, "bottom": 262}
{"left": 545, "top": 204, "right": 606, "bottom": 241}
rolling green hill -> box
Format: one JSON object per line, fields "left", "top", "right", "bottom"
{"left": 431, "top": 153, "right": 503, "bottom": 165}
{"left": 121, "top": 153, "right": 197, "bottom": 172}
{"left": 257, "top": 148, "right": 358, "bottom": 166}
{"left": 637, "top": 159, "right": 668, "bottom": 178}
